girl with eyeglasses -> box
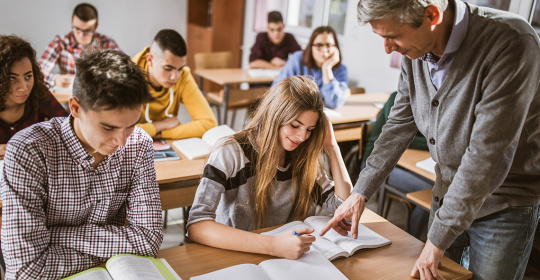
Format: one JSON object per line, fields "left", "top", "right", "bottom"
{"left": 272, "top": 26, "right": 348, "bottom": 109}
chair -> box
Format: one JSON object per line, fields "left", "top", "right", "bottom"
{"left": 194, "top": 52, "right": 266, "bottom": 126}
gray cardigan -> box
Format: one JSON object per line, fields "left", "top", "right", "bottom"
{"left": 353, "top": 3, "right": 540, "bottom": 250}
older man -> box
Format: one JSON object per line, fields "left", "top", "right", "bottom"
{"left": 321, "top": 1, "right": 540, "bottom": 279}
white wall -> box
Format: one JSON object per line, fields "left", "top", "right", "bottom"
{"left": 241, "top": 0, "right": 403, "bottom": 93}
{"left": 0, "top": 0, "right": 187, "bottom": 57}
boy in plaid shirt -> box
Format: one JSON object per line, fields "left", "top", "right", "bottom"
{"left": 1, "top": 49, "right": 162, "bottom": 279}
{"left": 39, "top": 3, "right": 120, "bottom": 87}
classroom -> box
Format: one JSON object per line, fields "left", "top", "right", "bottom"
{"left": 0, "top": 0, "right": 539, "bottom": 279}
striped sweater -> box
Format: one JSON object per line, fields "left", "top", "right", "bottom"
{"left": 187, "top": 138, "right": 342, "bottom": 231}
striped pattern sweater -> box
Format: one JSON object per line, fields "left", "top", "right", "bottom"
{"left": 187, "top": 138, "right": 342, "bottom": 231}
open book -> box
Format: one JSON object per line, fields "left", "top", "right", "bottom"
{"left": 62, "top": 254, "right": 181, "bottom": 280}
{"left": 153, "top": 139, "right": 181, "bottom": 162}
{"left": 262, "top": 216, "right": 391, "bottom": 261}
{"left": 172, "top": 125, "right": 235, "bottom": 160}
{"left": 191, "top": 251, "right": 347, "bottom": 280}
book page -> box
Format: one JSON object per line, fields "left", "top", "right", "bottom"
{"left": 201, "top": 125, "right": 235, "bottom": 147}
{"left": 259, "top": 251, "right": 348, "bottom": 280}
{"left": 261, "top": 221, "right": 348, "bottom": 261}
{"left": 106, "top": 255, "right": 182, "bottom": 280}
{"left": 172, "top": 138, "right": 211, "bottom": 160}
{"left": 247, "top": 69, "right": 280, "bottom": 78}
{"left": 305, "top": 216, "right": 391, "bottom": 256}
{"left": 61, "top": 268, "right": 113, "bottom": 280}
{"left": 191, "top": 264, "right": 271, "bottom": 280}
{"left": 260, "top": 221, "right": 309, "bottom": 236}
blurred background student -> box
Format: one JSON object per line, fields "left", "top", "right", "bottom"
{"left": 39, "top": 3, "right": 120, "bottom": 88}
{"left": 272, "top": 26, "right": 348, "bottom": 109}
{"left": 0, "top": 35, "right": 68, "bottom": 145}
{"left": 249, "top": 11, "right": 301, "bottom": 70}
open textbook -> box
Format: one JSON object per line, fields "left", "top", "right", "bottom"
{"left": 62, "top": 254, "right": 182, "bottom": 280}
{"left": 172, "top": 125, "right": 235, "bottom": 160}
{"left": 262, "top": 216, "right": 391, "bottom": 261}
{"left": 190, "top": 250, "right": 347, "bottom": 280}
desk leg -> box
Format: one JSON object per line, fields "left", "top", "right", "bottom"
{"left": 221, "top": 85, "right": 230, "bottom": 125}
{"left": 197, "top": 76, "right": 203, "bottom": 92}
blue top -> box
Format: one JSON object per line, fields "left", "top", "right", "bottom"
{"left": 271, "top": 50, "right": 348, "bottom": 109}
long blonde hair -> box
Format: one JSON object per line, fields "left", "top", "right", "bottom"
{"left": 233, "top": 76, "right": 328, "bottom": 229}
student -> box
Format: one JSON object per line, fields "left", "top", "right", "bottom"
{"left": 133, "top": 29, "right": 217, "bottom": 139}
{"left": 0, "top": 49, "right": 163, "bottom": 279}
{"left": 39, "top": 3, "right": 121, "bottom": 88}
{"left": 321, "top": 0, "right": 540, "bottom": 279}
{"left": 0, "top": 35, "right": 68, "bottom": 145}
{"left": 187, "top": 76, "right": 353, "bottom": 259}
{"left": 272, "top": 26, "right": 348, "bottom": 109}
{"left": 249, "top": 11, "right": 301, "bottom": 70}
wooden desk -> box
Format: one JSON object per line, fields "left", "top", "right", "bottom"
{"left": 329, "top": 93, "right": 390, "bottom": 143}
{"left": 157, "top": 209, "right": 472, "bottom": 279}
{"left": 155, "top": 141, "right": 206, "bottom": 210}
{"left": 398, "top": 149, "right": 435, "bottom": 211}
{"left": 52, "top": 89, "right": 72, "bottom": 104}
{"left": 194, "top": 68, "right": 275, "bottom": 125}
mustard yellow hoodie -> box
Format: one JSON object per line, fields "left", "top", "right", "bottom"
{"left": 133, "top": 47, "right": 217, "bottom": 139}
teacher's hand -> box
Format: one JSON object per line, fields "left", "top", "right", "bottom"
{"left": 319, "top": 193, "right": 366, "bottom": 239}
{"left": 411, "top": 240, "right": 446, "bottom": 280}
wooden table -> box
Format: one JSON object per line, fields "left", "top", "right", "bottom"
{"left": 329, "top": 93, "right": 390, "bottom": 143}
{"left": 52, "top": 89, "right": 72, "bottom": 104}
{"left": 155, "top": 141, "right": 206, "bottom": 211}
{"left": 398, "top": 149, "right": 436, "bottom": 211}
{"left": 157, "top": 209, "right": 472, "bottom": 279}
{"left": 194, "top": 68, "right": 276, "bottom": 125}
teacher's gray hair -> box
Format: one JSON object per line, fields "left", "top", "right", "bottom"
{"left": 357, "top": 0, "right": 449, "bottom": 28}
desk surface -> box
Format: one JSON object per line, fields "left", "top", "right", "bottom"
{"left": 52, "top": 89, "right": 72, "bottom": 104}
{"left": 397, "top": 149, "right": 435, "bottom": 181}
{"left": 194, "top": 68, "right": 276, "bottom": 85}
{"left": 157, "top": 209, "right": 471, "bottom": 280}
{"left": 328, "top": 93, "right": 390, "bottom": 125}
{"left": 398, "top": 149, "right": 435, "bottom": 211}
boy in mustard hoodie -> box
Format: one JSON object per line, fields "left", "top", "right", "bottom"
{"left": 133, "top": 29, "right": 217, "bottom": 139}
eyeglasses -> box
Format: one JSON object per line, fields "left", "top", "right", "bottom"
{"left": 72, "top": 26, "right": 95, "bottom": 36}
{"left": 312, "top": 43, "right": 335, "bottom": 51}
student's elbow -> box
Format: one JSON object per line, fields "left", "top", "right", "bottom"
{"left": 187, "top": 220, "right": 214, "bottom": 244}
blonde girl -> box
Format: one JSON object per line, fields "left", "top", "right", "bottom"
{"left": 187, "top": 76, "right": 352, "bottom": 259}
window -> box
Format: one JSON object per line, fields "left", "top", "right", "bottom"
{"left": 285, "top": 0, "right": 347, "bottom": 36}
{"left": 530, "top": 0, "right": 540, "bottom": 32}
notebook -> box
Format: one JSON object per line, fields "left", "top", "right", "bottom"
{"left": 172, "top": 125, "right": 235, "bottom": 160}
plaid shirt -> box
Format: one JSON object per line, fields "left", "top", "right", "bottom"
{"left": 39, "top": 32, "right": 121, "bottom": 85}
{"left": 0, "top": 91, "right": 68, "bottom": 144}
{"left": 249, "top": 32, "right": 301, "bottom": 62}
{"left": 0, "top": 116, "right": 163, "bottom": 279}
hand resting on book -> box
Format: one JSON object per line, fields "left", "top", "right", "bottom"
{"left": 270, "top": 228, "right": 316, "bottom": 260}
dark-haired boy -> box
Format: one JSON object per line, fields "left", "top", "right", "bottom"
{"left": 39, "top": 3, "right": 121, "bottom": 88}
{"left": 1, "top": 50, "right": 163, "bottom": 279}
{"left": 133, "top": 29, "right": 216, "bottom": 139}
{"left": 249, "top": 11, "right": 301, "bottom": 69}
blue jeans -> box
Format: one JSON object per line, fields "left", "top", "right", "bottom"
{"left": 429, "top": 200, "right": 540, "bottom": 280}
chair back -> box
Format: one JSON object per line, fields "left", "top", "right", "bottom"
{"left": 194, "top": 52, "right": 232, "bottom": 70}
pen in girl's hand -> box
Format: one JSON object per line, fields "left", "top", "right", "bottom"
{"left": 292, "top": 231, "right": 301, "bottom": 236}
